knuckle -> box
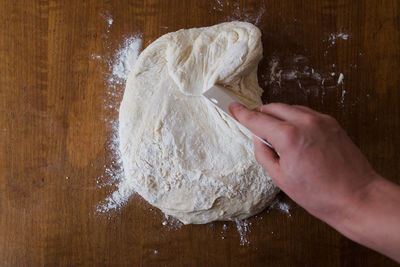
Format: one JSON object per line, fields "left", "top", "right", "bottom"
{"left": 302, "top": 114, "right": 322, "bottom": 126}
{"left": 268, "top": 102, "right": 286, "bottom": 110}
{"left": 263, "top": 102, "right": 288, "bottom": 112}
{"left": 281, "top": 124, "right": 299, "bottom": 146}
{"left": 293, "top": 105, "right": 309, "bottom": 111}
{"left": 321, "top": 114, "right": 338, "bottom": 124}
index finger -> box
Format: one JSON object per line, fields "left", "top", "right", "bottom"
{"left": 229, "top": 102, "right": 286, "bottom": 149}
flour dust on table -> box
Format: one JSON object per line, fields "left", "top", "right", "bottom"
{"left": 119, "top": 22, "right": 279, "bottom": 224}
{"left": 95, "top": 33, "right": 143, "bottom": 212}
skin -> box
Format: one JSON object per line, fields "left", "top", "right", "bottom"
{"left": 229, "top": 102, "right": 400, "bottom": 262}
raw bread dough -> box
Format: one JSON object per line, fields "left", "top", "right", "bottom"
{"left": 119, "top": 21, "right": 279, "bottom": 224}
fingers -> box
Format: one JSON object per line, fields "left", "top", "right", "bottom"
{"left": 257, "top": 103, "right": 305, "bottom": 121}
{"left": 258, "top": 103, "right": 322, "bottom": 121}
{"left": 229, "top": 102, "right": 284, "bottom": 146}
{"left": 252, "top": 136, "right": 280, "bottom": 177}
{"left": 291, "top": 105, "right": 321, "bottom": 116}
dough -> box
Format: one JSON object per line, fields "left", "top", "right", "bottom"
{"left": 119, "top": 21, "right": 279, "bottom": 224}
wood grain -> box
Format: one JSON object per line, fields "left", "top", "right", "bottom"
{"left": 0, "top": 0, "right": 399, "bottom": 266}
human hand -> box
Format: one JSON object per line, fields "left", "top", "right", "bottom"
{"left": 229, "top": 102, "right": 400, "bottom": 262}
{"left": 229, "top": 102, "right": 378, "bottom": 224}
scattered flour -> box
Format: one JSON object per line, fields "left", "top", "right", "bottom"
{"left": 267, "top": 54, "right": 330, "bottom": 91}
{"left": 110, "top": 36, "right": 142, "bottom": 84}
{"left": 324, "top": 31, "right": 350, "bottom": 55}
{"left": 269, "top": 57, "right": 282, "bottom": 87}
{"left": 101, "top": 12, "right": 114, "bottom": 33}
{"left": 96, "top": 35, "right": 143, "bottom": 213}
{"left": 221, "top": 223, "right": 228, "bottom": 240}
{"left": 337, "top": 73, "right": 345, "bottom": 106}
{"left": 340, "top": 89, "right": 347, "bottom": 106}
{"left": 92, "top": 54, "right": 102, "bottom": 60}
{"left": 270, "top": 200, "right": 291, "bottom": 217}
{"left": 235, "top": 219, "right": 251, "bottom": 246}
{"left": 265, "top": 54, "right": 348, "bottom": 107}
{"left": 161, "top": 214, "right": 183, "bottom": 230}
{"left": 337, "top": 73, "right": 344, "bottom": 85}
{"left": 107, "top": 17, "right": 113, "bottom": 27}
{"left": 101, "top": 12, "right": 114, "bottom": 34}
{"left": 212, "top": 0, "right": 265, "bottom": 26}
{"left": 322, "top": 31, "right": 349, "bottom": 57}
{"left": 328, "top": 32, "right": 349, "bottom": 45}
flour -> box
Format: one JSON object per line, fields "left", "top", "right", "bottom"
{"left": 266, "top": 54, "right": 329, "bottom": 93}
{"left": 101, "top": 12, "right": 114, "bottom": 34}
{"left": 337, "top": 73, "right": 344, "bottom": 85}
{"left": 221, "top": 223, "right": 228, "bottom": 240}
{"left": 265, "top": 53, "right": 348, "bottom": 107}
{"left": 161, "top": 214, "right": 183, "bottom": 230}
{"left": 96, "top": 35, "right": 143, "bottom": 213}
{"left": 107, "top": 17, "right": 113, "bottom": 27}
{"left": 96, "top": 118, "right": 130, "bottom": 211}
{"left": 212, "top": 0, "right": 265, "bottom": 26}
{"left": 270, "top": 200, "right": 291, "bottom": 216}
{"left": 269, "top": 57, "right": 282, "bottom": 87}
{"left": 235, "top": 219, "right": 251, "bottom": 246}
{"left": 110, "top": 36, "right": 142, "bottom": 84}
{"left": 324, "top": 31, "right": 350, "bottom": 56}
{"left": 92, "top": 54, "right": 102, "bottom": 60}
{"left": 328, "top": 32, "right": 349, "bottom": 46}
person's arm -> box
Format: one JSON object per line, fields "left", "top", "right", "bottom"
{"left": 338, "top": 176, "right": 400, "bottom": 261}
{"left": 229, "top": 102, "right": 400, "bottom": 262}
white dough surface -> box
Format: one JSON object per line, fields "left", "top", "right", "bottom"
{"left": 119, "top": 21, "right": 279, "bottom": 224}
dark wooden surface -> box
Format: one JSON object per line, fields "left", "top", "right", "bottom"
{"left": 1, "top": 0, "right": 399, "bottom": 266}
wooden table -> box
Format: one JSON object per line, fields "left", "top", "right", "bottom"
{"left": 1, "top": 0, "right": 399, "bottom": 266}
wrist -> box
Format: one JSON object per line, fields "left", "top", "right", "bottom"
{"left": 326, "top": 173, "right": 382, "bottom": 239}
{"left": 331, "top": 175, "right": 400, "bottom": 262}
